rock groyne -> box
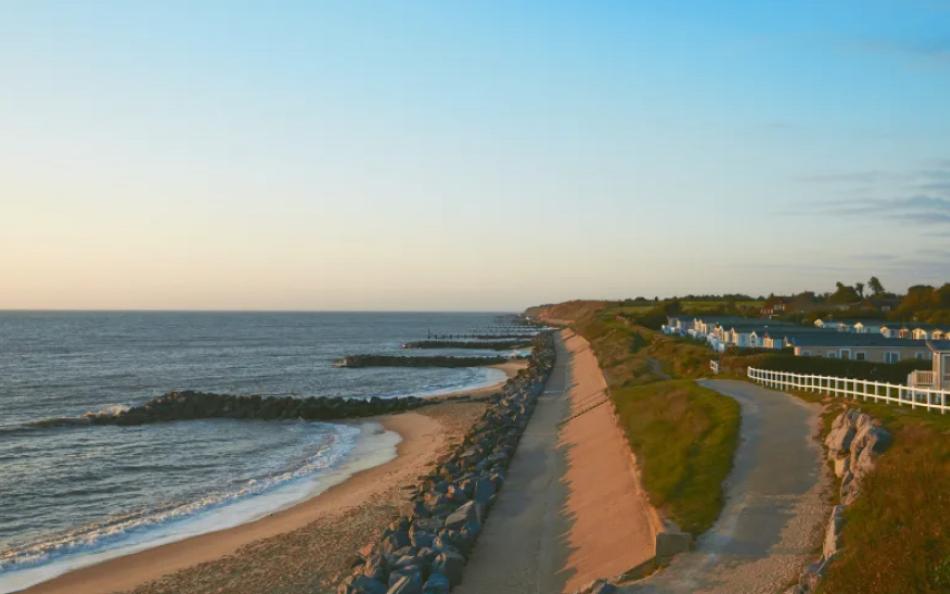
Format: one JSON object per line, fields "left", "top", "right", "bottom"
{"left": 402, "top": 340, "right": 531, "bottom": 350}
{"left": 87, "top": 392, "right": 430, "bottom": 426}
{"left": 336, "top": 331, "right": 556, "bottom": 594}
{"left": 336, "top": 355, "right": 513, "bottom": 368}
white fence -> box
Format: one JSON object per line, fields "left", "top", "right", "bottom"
{"left": 747, "top": 367, "right": 950, "bottom": 414}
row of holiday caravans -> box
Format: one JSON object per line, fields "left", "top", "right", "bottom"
{"left": 813, "top": 318, "right": 947, "bottom": 341}
{"left": 663, "top": 316, "right": 797, "bottom": 351}
{"left": 662, "top": 316, "right": 937, "bottom": 363}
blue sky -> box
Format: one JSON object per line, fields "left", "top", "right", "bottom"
{"left": 1, "top": 1, "right": 948, "bottom": 310}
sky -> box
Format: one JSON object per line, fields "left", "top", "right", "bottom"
{"left": 1, "top": 1, "right": 949, "bottom": 311}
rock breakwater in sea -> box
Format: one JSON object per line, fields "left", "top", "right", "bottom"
{"left": 85, "top": 392, "right": 431, "bottom": 426}
{"left": 401, "top": 340, "right": 531, "bottom": 350}
{"left": 336, "top": 331, "right": 557, "bottom": 594}
{"left": 336, "top": 355, "right": 514, "bottom": 368}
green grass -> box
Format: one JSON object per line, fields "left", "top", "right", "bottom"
{"left": 540, "top": 299, "right": 950, "bottom": 590}
{"left": 757, "top": 388, "right": 950, "bottom": 594}
{"left": 612, "top": 380, "right": 740, "bottom": 534}
{"left": 542, "top": 300, "right": 741, "bottom": 536}
{"left": 817, "top": 414, "right": 950, "bottom": 594}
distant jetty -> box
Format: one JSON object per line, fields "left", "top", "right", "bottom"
{"left": 402, "top": 340, "right": 531, "bottom": 350}
{"left": 425, "top": 332, "right": 539, "bottom": 340}
{"left": 335, "top": 354, "right": 513, "bottom": 368}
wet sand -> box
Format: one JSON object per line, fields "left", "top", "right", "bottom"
{"left": 21, "top": 401, "right": 488, "bottom": 594}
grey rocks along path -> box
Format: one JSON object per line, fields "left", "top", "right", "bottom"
{"left": 623, "top": 380, "right": 829, "bottom": 594}
{"left": 453, "top": 333, "right": 573, "bottom": 594}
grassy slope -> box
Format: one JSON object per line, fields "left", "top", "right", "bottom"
{"left": 539, "top": 299, "right": 950, "bottom": 590}
{"left": 540, "top": 301, "right": 740, "bottom": 535}
{"left": 817, "top": 402, "right": 950, "bottom": 594}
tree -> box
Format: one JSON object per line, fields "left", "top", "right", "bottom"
{"left": 829, "top": 282, "right": 861, "bottom": 305}
{"left": 855, "top": 282, "right": 865, "bottom": 298}
{"left": 868, "top": 276, "right": 885, "bottom": 296}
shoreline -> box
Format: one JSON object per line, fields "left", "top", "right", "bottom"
{"left": 426, "top": 360, "right": 526, "bottom": 400}
{"left": 16, "top": 400, "right": 488, "bottom": 594}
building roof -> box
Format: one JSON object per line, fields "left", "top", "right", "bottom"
{"left": 763, "top": 327, "right": 838, "bottom": 337}
{"left": 726, "top": 322, "right": 798, "bottom": 333}
{"left": 909, "top": 323, "right": 947, "bottom": 331}
{"left": 928, "top": 340, "right": 950, "bottom": 352}
{"left": 844, "top": 319, "right": 888, "bottom": 327}
{"left": 786, "top": 334, "right": 928, "bottom": 348}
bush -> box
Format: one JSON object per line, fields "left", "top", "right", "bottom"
{"left": 729, "top": 353, "right": 930, "bottom": 384}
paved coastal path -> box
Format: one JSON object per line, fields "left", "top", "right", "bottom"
{"left": 623, "top": 380, "right": 828, "bottom": 594}
{"left": 456, "top": 331, "right": 657, "bottom": 594}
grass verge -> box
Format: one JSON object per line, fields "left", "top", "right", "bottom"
{"left": 613, "top": 379, "right": 740, "bottom": 534}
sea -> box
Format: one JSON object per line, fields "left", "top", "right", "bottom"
{"left": 0, "top": 311, "right": 525, "bottom": 592}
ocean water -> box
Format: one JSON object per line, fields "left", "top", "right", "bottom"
{"left": 0, "top": 311, "right": 518, "bottom": 591}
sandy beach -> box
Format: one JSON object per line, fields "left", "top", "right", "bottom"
{"left": 20, "top": 399, "right": 489, "bottom": 594}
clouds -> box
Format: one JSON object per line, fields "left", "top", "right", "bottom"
{"left": 801, "top": 160, "right": 950, "bottom": 226}
{"left": 825, "top": 195, "right": 950, "bottom": 224}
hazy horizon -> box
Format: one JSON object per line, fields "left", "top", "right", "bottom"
{"left": 3, "top": 1, "right": 948, "bottom": 311}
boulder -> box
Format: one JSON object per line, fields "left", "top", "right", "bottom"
{"left": 444, "top": 501, "right": 481, "bottom": 532}
{"left": 432, "top": 551, "right": 465, "bottom": 586}
{"left": 832, "top": 454, "right": 850, "bottom": 478}
{"left": 473, "top": 477, "right": 496, "bottom": 505}
{"left": 421, "top": 573, "right": 451, "bottom": 594}
{"left": 409, "top": 526, "right": 434, "bottom": 549}
{"left": 362, "top": 554, "right": 388, "bottom": 582}
{"left": 338, "top": 575, "right": 389, "bottom": 594}
{"left": 822, "top": 505, "right": 846, "bottom": 561}
{"left": 824, "top": 423, "right": 856, "bottom": 455}
{"left": 387, "top": 570, "right": 423, "bottom": 594}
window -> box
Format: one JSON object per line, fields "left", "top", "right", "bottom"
{"left": 855, "top": 352, "right": 866, "bottom": 361}
{"left": 801, "top": 350, "right": 812, "bottom": 356}
{"left": 840, "top": 349, "right": 851, "bottom": 360}
{"left": 915, "top": 352, "right": 926, "bottom": 360}
{"left": 827, "top": 351, "right": 838, "bottom": 358}
{"left": 885, "top": 352, "right": 900, "bottom": 364}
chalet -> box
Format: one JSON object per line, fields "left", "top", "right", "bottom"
{"left": 813, "top": 318, "right": 888, "bottom": 334}
{"left": 787, "top": 333, "right": 929, "bottom": 363}
{"left": 909, "top": 324, "right": 947, "bottom": 341}
{"left": 760, "top": 300, "right": 787, "bottom": 317}
{"left": 761, "top": 327, "right": 837, "bottom": 350}
{"left": 848, "top": 319, "right": 887, "bottom": 334}
{"left": 662, "top": 316, "right": 689, "bottom": 336}
{"left": 813, "top": 318, "right": 849, "bottom": 332}
{"left": 908, "top": 341, "right": 950, "bottom": 390}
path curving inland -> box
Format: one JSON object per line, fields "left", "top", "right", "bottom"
{"left": 623, "top": 380, "right": 829, "bottom": 594}
{"left": 455, "top": 330, "right": 657, "bottom": 594}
